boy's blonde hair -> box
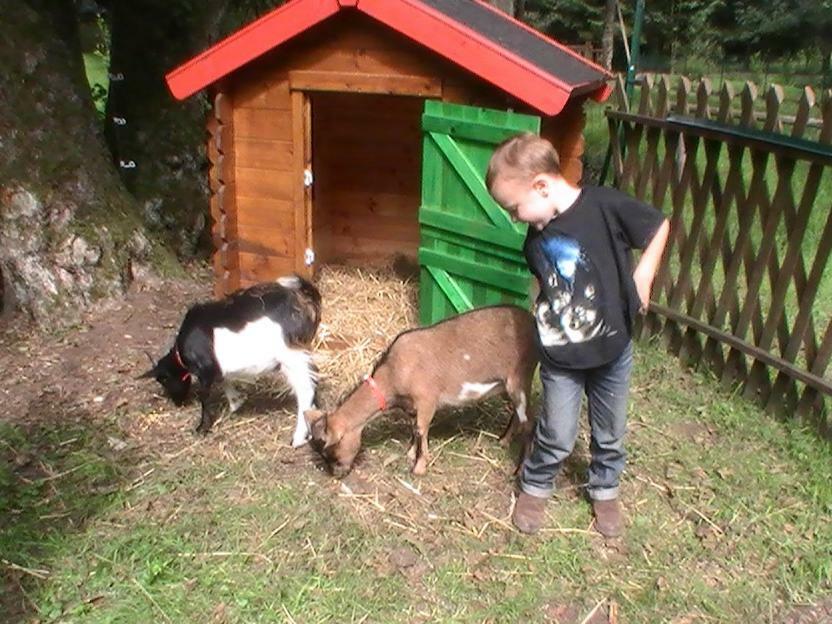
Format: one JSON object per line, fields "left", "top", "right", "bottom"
{"left": 485, "top": 132, "right": 561, "bottom": 192}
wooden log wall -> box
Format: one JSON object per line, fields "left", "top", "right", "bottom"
{"left": 207, "top": 90, "right": 236, "bottom": 296}
{"left": 229, "top": 71, "right": 296, "bottom": 286}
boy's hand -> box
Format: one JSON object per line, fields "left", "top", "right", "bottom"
{"left": 632, "top": 219, "right": 670, "bottom": 314}
{"left": 633, "top": 268, "right": 653, "bottom": 313}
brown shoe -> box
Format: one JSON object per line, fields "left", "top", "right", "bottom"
{"left": 513, "top": 491, "right": 547, "bottom": 534}
{"left": 592, "top": 499, "right": 624, "bottom": 537}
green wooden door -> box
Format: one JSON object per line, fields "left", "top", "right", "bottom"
{"left": 419, "top": 101, "right": 541, "bottom": 325}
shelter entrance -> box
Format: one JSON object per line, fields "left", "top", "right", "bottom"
{"left": 307, "top": 91, "right": 424, "bottom": 272}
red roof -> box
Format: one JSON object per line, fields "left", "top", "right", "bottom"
{"left": 165, "top": 0, "right": 612, "bottom": 116}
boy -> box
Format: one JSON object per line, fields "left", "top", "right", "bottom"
{"left": 486, "top": 133, "right": 670, "bottom": 537}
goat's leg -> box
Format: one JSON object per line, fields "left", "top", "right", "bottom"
{"left": 196, "top": 383, "right": 217, "bottom": 435}
{"left": 281, "top": 349, "right": 317, "bottom": 448}
{"left": 411, "top": 399, "right": 436, "bottom": 476}
{"left": 406, "top": 425, "right": 419, "bottom": 462}
{"left": 224, "top": 383, "right": 245, "bottom": 414}
{"left": 500, "top": 375, "right": 530, "bottom": 447}
{"left": 505, "top": 369, "right": 536, "bottom": 473}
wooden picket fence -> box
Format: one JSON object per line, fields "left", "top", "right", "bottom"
{"left": 605, "top": 74, "right": 832, "bottom": 434}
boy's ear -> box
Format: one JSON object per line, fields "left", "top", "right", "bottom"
{"left": 532, "top": 174, "right": 549, "bottom": 195}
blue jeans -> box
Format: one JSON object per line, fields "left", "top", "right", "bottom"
{"left": 520, "top": 341, "right": 633, "bottom": 502}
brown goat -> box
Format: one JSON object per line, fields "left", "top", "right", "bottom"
{"left": 306, "top": 305, "right": 538, "bottom": 477}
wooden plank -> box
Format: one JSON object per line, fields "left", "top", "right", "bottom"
{"left": 234, "top": 167, "right": 294, "bottom": 201}
{"left": 234, "top": 196, "right": 294, "bottom": 228}
{"left": 650, "top": 303, "right": 832, "bottom": 397}
{"left": 236, "top": 252, "right": 296, "bottom": 283}
{"left": 313, "top": 141, "right": 422, "bottom": 170}
{"left": 768, "top": 207, "right": 832, "bottom": 409}
{"left": 749, "top": 162, "right": 823, "bottom": 405}
{"left": 318, "top": 167, "right": 419, "bottom": 194}
{"left": 683, "top": 146, "right": 741, "bottom": 339}
{"left": 232, "top": 75, "right": 291, "bottom": 110}
{"left": 327, "top": 234, "right": 418, "bottom": 261}
{"left": 313, "top": 92, "right": 424, "bottom": 116}
{"left": 648, "top": 130, "right": 680, "bottom": 298}
{"left": 322, "top": 191, "right": 418, "bottom": 219}
{"left": 422, "top": 225, "right": 527, "bottom": 265}
{"left": 294, "top": 41, "right": 445, "bottom": 77}
{"left": 674, "top": 137, "right": 723, "bottom": 316}
{"left": 756, "top": 165, "right": 822, "bottom": 354}
{"left": 660, "top": 127, "right": 699, "bottom": 352}
{"left": 234, "top": 139, "right": 293, "bottom": 170}
{"left": 718, "top": 149, "right": 771, "bottom": 387}
{"left": 606, "top": 110, "right": 832, "bottom": 166}
{"left": 418, "top": 249, "right": 529, "bottom": 297}
{"left": 289, "top": 70, "right": 441, "bottom": 97}
{"left": 697, "top": 146, "right": 745, "bottom": 373}
{"left": 425, "top": 265, "right": 472, "bottom": 313}
{"left": 232, "top": 108, "right": 293, "bottom": 141}
{"left": 619, "top": 118, "right": 645, "bottom": 191}
{"left": 422, "top": 114, "right": 534, "bottom": 147}
{"left": 419, "top": 207, "right": 524, "bottom": 252}
{"left": 291, "top": 89, "right": 308, "bottom": 276}
{"left": 330, "top": 214, "right": 419, "bottom": 243}
{"left": 733, "top": 158, "right": 793, "bottom": 342}
{"left": 796, "top": 318, "right": 832, "bottom": 418}
{"left": 210, "top": 90, "right": 236, "bottom": 297}
{"left": 228, "top": 225, "right": 294, "bottom": 257}
{"left": 427, "top": 132, "right": 514, "bottom": 229}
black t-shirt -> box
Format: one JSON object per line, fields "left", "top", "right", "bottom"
{"left": 524, "top": 185, "right": 666, "bottom": 370}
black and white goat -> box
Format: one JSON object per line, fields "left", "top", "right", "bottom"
{"left": 141, "top": 275, "right": 321, "bottom": 446}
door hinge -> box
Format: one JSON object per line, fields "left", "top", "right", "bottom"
{"left": 303, "top": 168, "right": 313, "bottom": 188}
{"left": 304, "top": 248, "right": 315, "bottom": 266}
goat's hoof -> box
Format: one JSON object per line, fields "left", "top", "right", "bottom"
{"left": 195, "top": 426, "right": 211, "bottom": 436}
{"left": 498, "top": 435, "right": 512, "bottom": 448}
{"left": 291, "top": 433, "right": 309, "bottom": 448}
{"left": 411, "top": 460, "right": 427, "bottom": 476}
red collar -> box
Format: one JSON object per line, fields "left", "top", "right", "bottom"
{"left": 363, "top": 374, "right": 387, "bottom": 411}
{"left": 172, "top": 346, "right": 191, "bottom": 382}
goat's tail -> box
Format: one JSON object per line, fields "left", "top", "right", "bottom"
{"left": 277, "top": 274, "right": 320, "bottom": 304}
{"left": 278, "top": 274, "right": 322, "bottom": 344}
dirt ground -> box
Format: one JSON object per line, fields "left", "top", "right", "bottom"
{"left": 1, "top": 268, "right": 830, "bottom": 623}
{"left": 0, "top": 269, "right": 208, "bottom": 445}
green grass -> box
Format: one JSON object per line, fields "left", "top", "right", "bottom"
{"left": 2, "top": 339, "right": 831, "bottom": 623}
{"left": 82, "top": 52, "right": 109, "bottom": 116}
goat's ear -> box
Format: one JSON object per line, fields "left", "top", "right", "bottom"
{"left": 304, "top": 409, "right": 324, "bottom": 427}
{"left": 307, "top": 411, "right": 328, "bottom": 443}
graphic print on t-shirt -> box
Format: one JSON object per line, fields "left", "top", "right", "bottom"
{"left": 534, "top": 234, "right": 617, "bottom": 346}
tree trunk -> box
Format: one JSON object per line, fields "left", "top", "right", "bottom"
{"left": 0, "top": 0, "right": 159, "bottom": 324}
{"left": 601, "top": 0, "right": 617, "bottom": 71}
{"left": 104, "top": 0, "right": 232, "bottom": 258}
{"left": 514, "top": 0, "right": 526, "bottom": 21}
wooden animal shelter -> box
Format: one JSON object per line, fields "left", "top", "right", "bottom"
{"left": 166, "top": 0, "right": 611, "bottom": 321}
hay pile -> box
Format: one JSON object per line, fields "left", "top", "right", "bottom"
{"left": 311, "top": 264, "right": 419, "bottom": 402}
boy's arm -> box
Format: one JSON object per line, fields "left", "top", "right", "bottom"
{"left": 633, "top": 219, "right": 670, "bottom": 312}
